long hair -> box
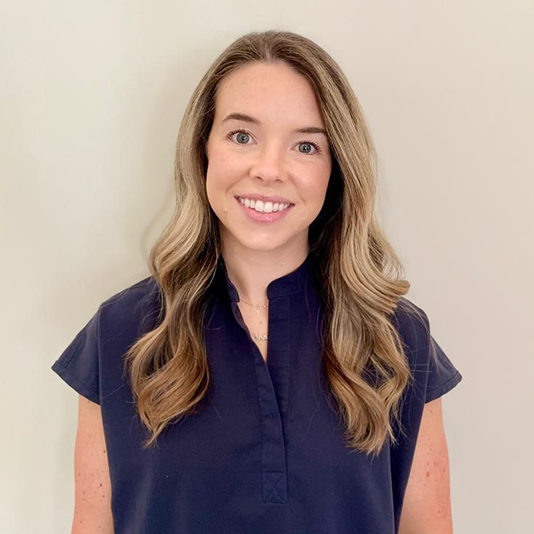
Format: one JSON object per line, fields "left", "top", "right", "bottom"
{"left": 124, "top": 30, "right": 418, "bottom": 457}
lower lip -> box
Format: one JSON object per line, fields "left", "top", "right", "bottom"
{"left": 235, "top": 197, "right": 295, "bottom": 223}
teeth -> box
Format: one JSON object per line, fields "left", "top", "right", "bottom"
{"left": 238, "top": 197, "right": 291, "bottom": 213}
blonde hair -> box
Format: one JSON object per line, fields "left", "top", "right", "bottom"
{"left": 124, "top": 30, "right": 419, "bottom": 457}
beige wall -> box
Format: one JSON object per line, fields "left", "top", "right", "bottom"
{"left": 1, "top": 1, "right": 532, "bottom": 532}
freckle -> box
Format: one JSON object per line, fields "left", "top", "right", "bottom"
{"left": 99, "top": 483, "right": 103, "bottom": 487}
{"left": 426, "top": 471, "right": 430, "bottom": 478}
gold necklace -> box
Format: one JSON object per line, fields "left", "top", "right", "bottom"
{"left": 239, "top": 297, "right": 268, "bottom": 314}
{"left": 239, "top": 297, "right": 268, "bottom": 341}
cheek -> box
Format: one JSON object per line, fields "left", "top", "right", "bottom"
{"left": 206, "top": 161, "right": 229, "bottom": 196}
{"left": 207, "top": 147, "right": 243, "bottom": 185}
{"left": 205, "top": 151, "right": 242, "bottom": 212}
{"left": 300, "top": 170, "right": 331, "bottom": 203}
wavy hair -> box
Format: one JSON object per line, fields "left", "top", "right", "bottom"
{"left": 124, "top": 29, "right": 421, "bottom": 457}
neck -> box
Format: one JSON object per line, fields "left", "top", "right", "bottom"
{"left": 220, "top": 235, "right": 309, "bottom": 306}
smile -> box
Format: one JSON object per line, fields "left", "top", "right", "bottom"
{"left": 234, "top": 196, "right": 295, "bottom": 224}
{"left": 236, "top": 196, "right": 293, "bottom": 213}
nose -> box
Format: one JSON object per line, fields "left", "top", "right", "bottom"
{"left": 249, "top": 143, "right": 287, "bottom": 182}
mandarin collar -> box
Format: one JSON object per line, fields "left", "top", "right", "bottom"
{"left": 217, "top": 254, "right": 314, "bottom": 301}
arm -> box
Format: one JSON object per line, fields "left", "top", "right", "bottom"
{"left": 398, "top": 397, "right": 454, "bottom": 534}
{"left": 71, "top": 395, "right": 114, "bottom": 534}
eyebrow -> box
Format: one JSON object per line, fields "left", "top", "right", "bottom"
{"left": 221, "top": 112, "right": 328, "bottom": 136}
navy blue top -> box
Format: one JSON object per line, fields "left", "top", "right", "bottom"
{"left": 51, "top": 254, "right": 462, "bottom": 534}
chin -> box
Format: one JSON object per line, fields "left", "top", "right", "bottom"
{"left": 234, "top": 233, "right": 289, "bottom": 251}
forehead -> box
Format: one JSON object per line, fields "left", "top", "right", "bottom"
{"left": 213, "top": 62, "right": 324, "bottom": 126}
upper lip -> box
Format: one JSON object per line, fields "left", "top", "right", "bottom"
{"left": 235, "top": 193, "right": 294, "bottom": 205}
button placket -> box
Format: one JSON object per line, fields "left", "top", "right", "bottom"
{"left": 219, "top": 254, "right": 314, "bottom": 505}
{"left": 232, "top": 298, "right": 289, "bottom": 504}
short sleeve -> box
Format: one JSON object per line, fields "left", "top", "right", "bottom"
{"left": 51, "top": 306, "right": 101, "bottom": 404}
{"left": 395, "top": 298, "right": 463, "bottom": 404}
{"left": 425, "top": 333, "right": 463, "bottom": 403}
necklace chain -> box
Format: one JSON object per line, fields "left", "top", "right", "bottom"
{"left": 238, "top": 297, "right": 268, "bottom": 341}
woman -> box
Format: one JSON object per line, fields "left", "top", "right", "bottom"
{"left": 52, "top": 30, "right": 462, "bottom": 534}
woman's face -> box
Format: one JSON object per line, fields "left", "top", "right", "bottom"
{"left": 205, "top": 61, "right": 332, "bottom": 254}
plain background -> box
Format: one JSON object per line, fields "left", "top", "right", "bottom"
{"left": 1, "top": 1, "right": 533, "bottom": 532}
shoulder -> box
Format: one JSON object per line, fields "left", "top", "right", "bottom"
{"left": 100, "top": 275, "right": 159, "bottom": 308}
{"left": 391, "top": 296, "right": 431, "bottom": 348}
{"left": 391, "top": 296, "right": 463, "bottom": 404}
{"left": 390, "top": 297, "right": 436, "bottom": 378}
{"left": 97, "top": 275, "right": 162, "bottom": 338}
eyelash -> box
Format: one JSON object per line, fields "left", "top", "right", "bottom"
{"left": 226, "top": 128, "right": 322, "bottom": 155}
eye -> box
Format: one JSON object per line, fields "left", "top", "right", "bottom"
{"left": 227, "top": 129, "right": 253, "bottom": 145}
{"left": 297, "top": 141, "right": 322, "bottom": 156}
